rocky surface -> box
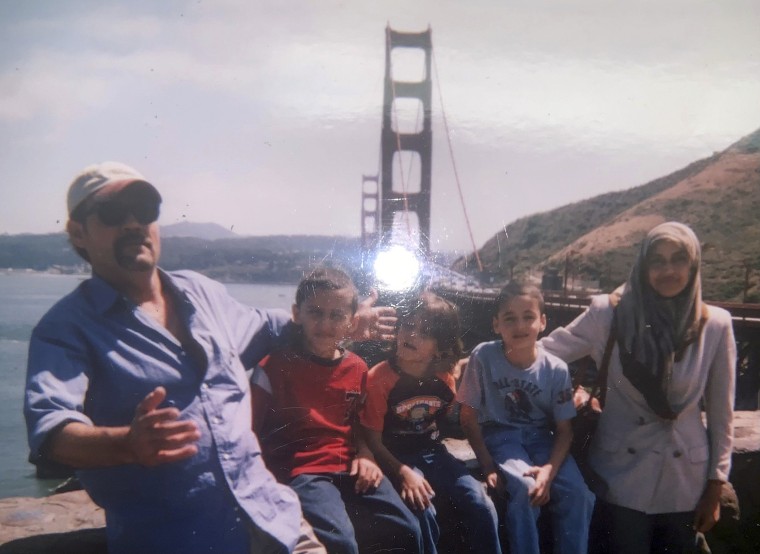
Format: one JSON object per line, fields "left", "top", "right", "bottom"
{"left": 0, "top": 490, "right": 104, "bottom": 553}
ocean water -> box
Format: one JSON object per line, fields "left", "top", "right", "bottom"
{"left": 0, "top": 272, "right": 296, "bottom": 499}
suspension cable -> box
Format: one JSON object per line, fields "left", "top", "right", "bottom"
{"left": 431, "top": 41, "right": 483, "bottom": 272}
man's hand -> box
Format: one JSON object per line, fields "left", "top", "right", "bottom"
{"left": 398, "top": 465, "right": 435, "bottom": 511}
{"left": 524, "top": 464, "right": 553, "bottom": 506}
{"left": 352, "top": 289, "right": 397, "bottom": 342}
{"left": 128, "top": 387, "right": 201, "bottom": 466}
{"left": 350, "top": 453, "right": 384, "bottom": 493}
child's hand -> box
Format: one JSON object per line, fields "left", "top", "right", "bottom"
{"left": 523, "top": 464, "right": 553, "bottom": 506}
{"left": 350, "top": 454, "right": 384, "bottom": 493}
{"left": 483, "top": 466, "right": 506, "bottom": 498}
{"left": 398, "top": 465, "right": 435, "bottom": 511}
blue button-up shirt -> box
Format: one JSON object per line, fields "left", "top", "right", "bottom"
{"left": 25, "top": 270, "right": 301, "bottom": 554}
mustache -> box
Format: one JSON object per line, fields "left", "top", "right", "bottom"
{"left": 114, "top": 232, "right": 151, "bottom": 250}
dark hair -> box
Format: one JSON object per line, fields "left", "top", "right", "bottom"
{"left": 397, "top": 291, "right": 463, "bottom": 364}
{"left": 494, "top": 282, "right": 545, "bottom": 316}
{"left": 295, "top": 267, "right": 359, "bottom": 314}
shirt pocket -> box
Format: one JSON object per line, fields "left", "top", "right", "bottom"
{"left": 688, "top": 444, "right": 710, "bottom": 464}
{"left": 215, "top": 344, "right": 248, "bottom": 391}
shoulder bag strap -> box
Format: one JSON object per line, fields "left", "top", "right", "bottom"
{"left": 595, "top": 315, "right": 616, "bottom": 409}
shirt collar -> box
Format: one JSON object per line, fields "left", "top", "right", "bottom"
{"left": 86, "top": 268, "right": 191, "bottom": 315}
{"left": 299, "top": 346, "right": 346, "bottom": 367}
{"left": 86, "top": 272, "right": 125, "bottom": 314}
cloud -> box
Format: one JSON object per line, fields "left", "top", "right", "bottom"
{"left": 0, "top": 54, "right": 109, "bottom": 123}
{"left": 1, "top": 0, "right": 759, "bottom": 251}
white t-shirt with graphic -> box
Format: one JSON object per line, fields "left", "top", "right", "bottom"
{"left": 457, "top": 340, "right": 576, "bottom": 430}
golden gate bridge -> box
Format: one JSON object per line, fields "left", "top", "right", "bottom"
{"left": 359, "top": 25, "right": 760, "bottom": 410}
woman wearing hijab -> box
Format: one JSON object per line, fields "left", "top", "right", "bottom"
{"left": 540, "top": 221, "right": 736, "bottom": 553}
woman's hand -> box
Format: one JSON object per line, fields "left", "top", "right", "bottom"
{"left": 398, "top": 465, "right": 435, "bottom": 511}
{"left": 693, "top": 480, "right": 723, "bottom": 533}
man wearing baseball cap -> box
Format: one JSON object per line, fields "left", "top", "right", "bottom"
{"left": 24, "top": 162, "right": 349, "bottom": 553}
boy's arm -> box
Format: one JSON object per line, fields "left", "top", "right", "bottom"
{"left": 362, "top": 425, "right": 403, "bottom": 477}
{"left": 362, "top": 426, "right": 435, "bottom": 510}
{"left": 351, "top": 422, "right": 384, "bottom": 493}
{"left": 523, "top": 418, "right": 573, "bottom": 506}
{"left": 459, "top": 404, "right": 504, "bottom": 496}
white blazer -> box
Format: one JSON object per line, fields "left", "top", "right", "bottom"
{"left": 540, "top": 294, "right": 736, "bottom": 514}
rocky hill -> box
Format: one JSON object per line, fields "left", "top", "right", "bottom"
{"left": 160, "top": 221, "right": 238, "bottom": 240}
{"left": 454, "top": 127, "right": 760, "bottom": 302}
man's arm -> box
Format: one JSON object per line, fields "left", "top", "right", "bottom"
{"left": 231, "top": 287, "right": 396, "bottom": 370}
{"left": 250, "top": 375, "right": 272, "bottom": 437}
{"left": 48, "top": 387, "right": 200, "bottom": 468}
{"left": 351, "top": 289, "right": 397, "bottom": 342}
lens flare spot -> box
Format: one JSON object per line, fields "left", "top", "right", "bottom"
{"left": 374, "top": 246, "right": 421, "bottom": 292}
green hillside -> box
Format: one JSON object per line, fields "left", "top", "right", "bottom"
{"left": 454, "top": 127, "right": 760, "bottom": 302}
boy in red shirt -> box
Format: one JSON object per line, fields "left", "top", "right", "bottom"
{"left": 252, "top": 268, "right": 423, "bottom": 554}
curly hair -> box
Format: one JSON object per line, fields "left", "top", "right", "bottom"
{"left": 397, "top": 291, "right": 464, "bottom": 367}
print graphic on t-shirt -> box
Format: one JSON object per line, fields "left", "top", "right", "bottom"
{"left": 492, "top": 376, "right": 544, "bottom": 423}
{"left": 393, "top": 395, "right": 445, "bottom": 434}
{"left": 504, "top": 388, "right": 536, "bottom": 423}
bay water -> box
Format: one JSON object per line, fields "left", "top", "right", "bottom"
{"left": 0, "top": 272, "right": 296, "bottom": 499}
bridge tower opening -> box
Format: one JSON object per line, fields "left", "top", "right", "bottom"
{"left": 362, "top": 26, "right": 433, "bottom": 257}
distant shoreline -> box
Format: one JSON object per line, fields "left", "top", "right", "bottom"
{"left": 0, "top": 268, "right": 88, "bottom": 276}
{"left": 0, "top": 268, "right": 300, "bottom": 286}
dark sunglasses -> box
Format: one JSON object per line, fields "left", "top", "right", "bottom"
{"left": 86, "top": 199, "right": 160, "bottom": 226}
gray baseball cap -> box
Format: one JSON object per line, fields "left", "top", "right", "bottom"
{"left": 67, "top": 161, "right": 161, "bottom": 217}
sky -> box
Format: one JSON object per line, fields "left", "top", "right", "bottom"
{"left": 2, "top": 0, "right": 760, "bottom": 254}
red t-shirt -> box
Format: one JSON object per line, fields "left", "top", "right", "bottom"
{"left": 361, "top": 359, "right": 456, "bottom": 453}
{"left": 256, "top": 348, "right": 367, "bottom": 481}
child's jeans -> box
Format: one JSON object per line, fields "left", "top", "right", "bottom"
{"left": 395, "top": 443, "right": 502, "bottom": 554}
{"left": 289, "top": 471, "right": 424, "bottom": 554}
{"left": 484, "top": 426, "right": 594, "bottom": 554}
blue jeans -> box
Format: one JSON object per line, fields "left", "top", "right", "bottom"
{"left": 289, "top": 471, "right": 424, "bottom": 554}
{"left": 484, "top": 426, "right": 594, "bottom": 554}
{"left": 396, "top": 444, "right": 502, "bottom": 554}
